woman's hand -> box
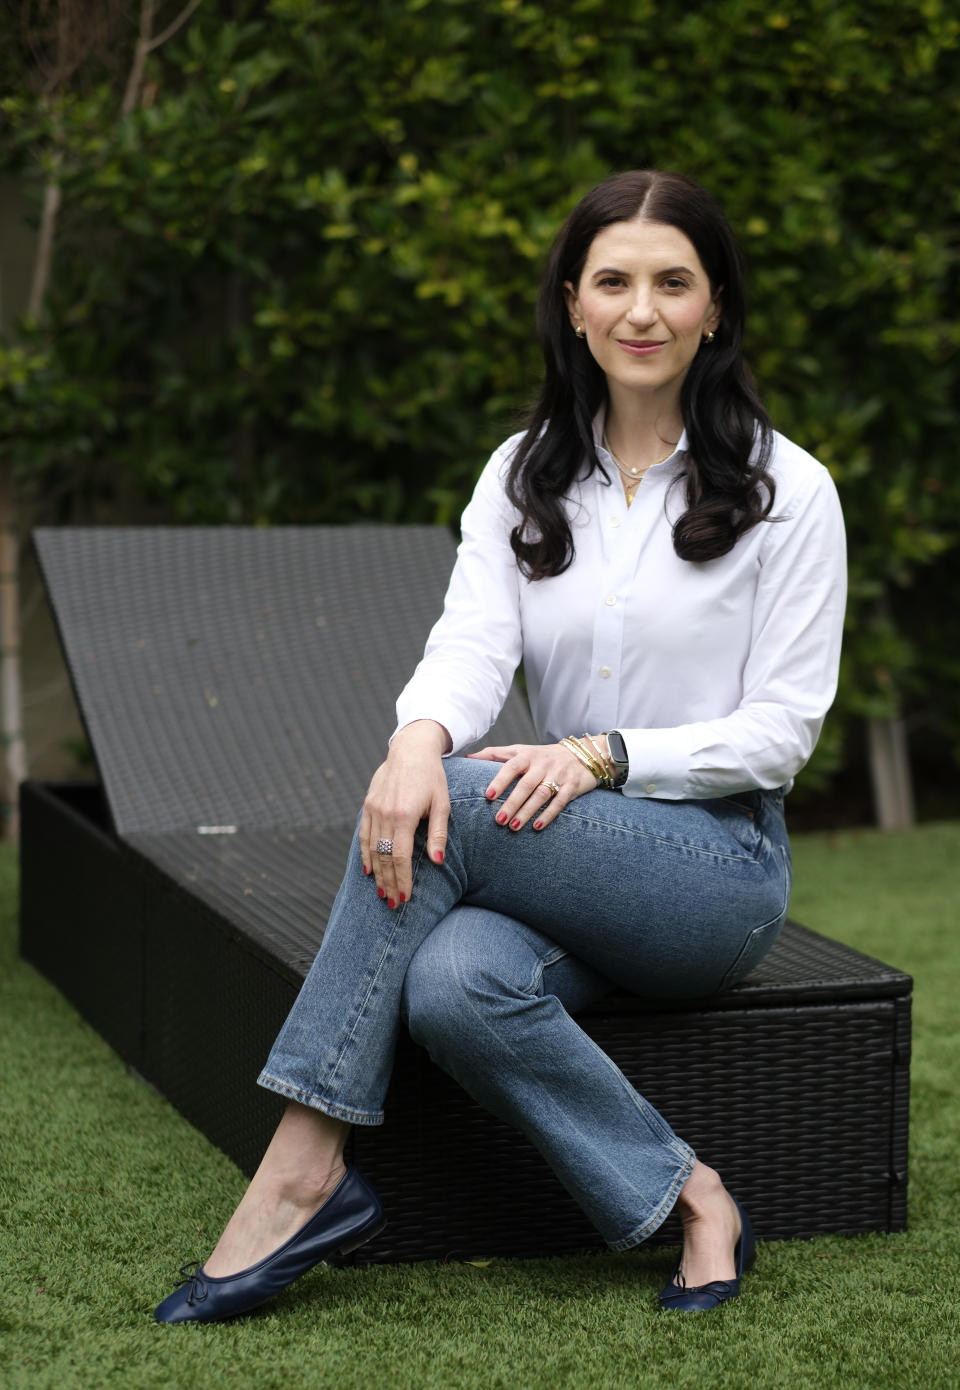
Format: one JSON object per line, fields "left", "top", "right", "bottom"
{"left": 360, "top": 721, "right": 451, "bottom": 907}
{"left": 467, "top": 740, "right": 602, "bottom": 832}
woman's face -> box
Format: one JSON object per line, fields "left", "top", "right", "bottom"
{"left": 563, "top": 217, "right": 721, "bottom": 406}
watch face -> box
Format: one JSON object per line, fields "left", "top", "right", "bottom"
{"left": 607, "top": 730, "right": 629, "bottom": 786}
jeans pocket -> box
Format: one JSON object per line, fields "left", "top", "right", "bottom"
{"left": 717, "top": 914, "right": 785, "bottom": 992}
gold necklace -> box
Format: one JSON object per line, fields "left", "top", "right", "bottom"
{"left": 602, "top": 433, "right": 675, "bottom": 506}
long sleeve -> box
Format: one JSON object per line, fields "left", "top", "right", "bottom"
{"left": 616, "top": 457, "right": 846, "bottom": 798}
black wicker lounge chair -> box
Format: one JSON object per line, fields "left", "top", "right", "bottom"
{"left": 20, "top": 526, "right": 911, "bottom": 1262}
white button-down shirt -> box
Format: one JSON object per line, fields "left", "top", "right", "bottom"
{"left": 395, "top": 417, "right": 846, "bottom": 799}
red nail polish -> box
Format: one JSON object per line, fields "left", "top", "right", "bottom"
{"left": 388, "top": 898, "right": 396, "bottom": 909}
{"left": 435, "top": 850, "right": 444, "bottom": 864}
{"left": 377, "top": 887, "right": 385, "bottom": 899}
{"left": 533, "top": 820, "right": 543, "bottom": 831}
{"left": 496, "top": 812, "right": 507, "bottom": 825}
{"left": 510, "top": 818, "right": 521, "bottom": 830}
{"left": 486, "top": 788, "right": 496, "bottom": 800}
{"left": 399, "top": 893, "right": 407, "bottom": 903}
{"left": 363, "top": 865, "right": 370, "bottom": 875}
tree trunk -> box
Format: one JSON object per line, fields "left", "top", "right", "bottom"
{"left": 0, "top": 461, "right": 27, "bottom": 841}
{"left": 867, "top": 715, "right": 915, "bottom": 831}
{"left": 8, "top": 141, "right": 61, "bottom": 842}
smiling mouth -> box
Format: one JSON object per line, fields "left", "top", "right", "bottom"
{"left": 616, "top": 339, "right": 667, "bottom": 355}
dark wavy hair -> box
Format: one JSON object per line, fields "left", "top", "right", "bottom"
{"left": 506, "top": 170, "right": 775, "bottom": 578}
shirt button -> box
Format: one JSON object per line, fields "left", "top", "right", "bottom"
{"left": 645, "top": 782, "right": 657, "bottom": 794}
{"left": 609, "top": 515, "right": 621, "bottom": 528}
{"left": 604, "top": 594, "right": 617, "bottom": 606}
{"left": 599, "top": 666, "right": 611, "bottom": 679}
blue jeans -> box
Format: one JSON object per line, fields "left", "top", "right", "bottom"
{"left": 259, "top": 758, "right": 791, "bottom": 1249}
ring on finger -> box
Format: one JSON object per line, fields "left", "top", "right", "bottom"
{"left": 376, "top": 838, "right": 394, "bottom": 856}
{"left": 541, "top": 780, "right": 561, "bottom": 797}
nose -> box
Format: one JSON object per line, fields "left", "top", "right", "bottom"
{"left": 625, "top": 289, "right": 657, "bottom": 328}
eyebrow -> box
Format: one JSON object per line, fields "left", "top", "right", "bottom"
{"left": 590, "top": 264, "right": 698, "bottom": 280}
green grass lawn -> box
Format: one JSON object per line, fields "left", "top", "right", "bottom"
{"left": 2, "top": 825, "right": 959, "bottom": 1390}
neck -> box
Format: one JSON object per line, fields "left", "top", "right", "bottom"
{"left": 603, "top": 381, "right": 683, "bottom": 467}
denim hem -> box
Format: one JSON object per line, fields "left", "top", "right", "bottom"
{"left": 256, "top": 1071, "right": 384, "bottom": 1126}
{"left": 605, "top": 1148, "right": 696, "bottom": 1252}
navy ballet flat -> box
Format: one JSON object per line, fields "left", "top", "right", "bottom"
{"left": 658, "top": 1196, "right": 755, "bottom": 1313}
{"left": 155, "top": 1167, "right": 385, "bottom": 1324}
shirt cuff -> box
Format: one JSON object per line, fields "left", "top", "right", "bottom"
{"left": 616, "top": 726, "right": 696, "bottom": 800}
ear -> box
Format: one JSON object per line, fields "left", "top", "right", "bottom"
{"left": 563, "top": 279, "right": 581, "bottom": 330}
{"left": 705, "top": 286, "right": 723, "bottom": 335}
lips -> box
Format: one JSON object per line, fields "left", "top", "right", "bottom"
{"left": 617, "top": 339, "right": 667, "bottom": 356}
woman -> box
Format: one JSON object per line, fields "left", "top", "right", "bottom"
{"left": 156, "top": 170, "right": 845, "bottom": 1323}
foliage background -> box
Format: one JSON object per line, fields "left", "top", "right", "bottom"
{"left": 1, "top": 0, "right": 959, "bottom": 811}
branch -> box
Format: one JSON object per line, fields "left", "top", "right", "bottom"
{"left": 121, "top": 0, "right": 204, "bottom": 115}
{"left": 120, "top": 0, "right": 157, "bottom": 117}
{"left": 146, "top": 0, "right": 204, "bottom": 53}
{"left": 27, "top": 143, "right": 62, "bottom": 320}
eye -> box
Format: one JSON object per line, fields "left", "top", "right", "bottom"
{"left": 596, "top": 275, "right": 626, "bottom": 289}
{"left": 661, "top": 276, "right": 690, "bottom": 290}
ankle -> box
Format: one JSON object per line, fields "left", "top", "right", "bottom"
{"left": 311, "top": 1159, "right": 348, "bottom": 1202}
{"left": 268, "top": 1159, "right": 347, "bottom": 1211}
{"left": 675, "top": 1163, "right": 729, "bottom": 1219}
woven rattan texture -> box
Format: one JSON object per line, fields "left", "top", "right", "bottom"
{"left": 19, "top": 781, "right": 144, "bottom": 1065}
{"left": 34, "top": 526, "right": 535, "bottom": 836}
{"left": 125, "top": 828, "right": 352, "bottom": 977}
{"left": 137, "top": 855, "right": 294, "bottom": 1171}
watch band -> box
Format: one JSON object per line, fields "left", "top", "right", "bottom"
{"left": 605, "top": 729, "right": 629, "bottom": 789}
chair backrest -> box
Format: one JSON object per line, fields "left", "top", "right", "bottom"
{"left": 34, "top": 526, "right": 536, "bottom": 836}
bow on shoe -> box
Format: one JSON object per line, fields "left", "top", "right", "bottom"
{"left": 659, "top": 1278, "right": 736, "bottom": 1308}
{"left": 173, "top": 1260, "right": 208, "bottom": 1308}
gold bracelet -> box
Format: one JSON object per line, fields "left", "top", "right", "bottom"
{"left": 566, "top": 736, "right": 606, "bottom": 779}
{"left": 559, "top": 736, "right": 614, "bottom": 789}
{"left": 575, "top": 735, "right": 608, "bottom": 781}
{"left": 577, "top": 734, "right": 616, "bottom": 786}
{"left": 559, "top": 737, "right": 601, "bottom": 780}
{"left": 582, "top": 733, "right": 615, "bottom": 780}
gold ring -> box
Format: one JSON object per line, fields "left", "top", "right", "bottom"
{"left": 542, "top": 780, "right": 561, "bottom": 796}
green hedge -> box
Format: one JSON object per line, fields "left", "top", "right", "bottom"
{"left": 2, "top": 0, "right": 959, "bottom": 794}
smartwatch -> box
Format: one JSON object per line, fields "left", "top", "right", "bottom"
{"left": 605, "top": 729, "right": 630, "bottom": 789}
